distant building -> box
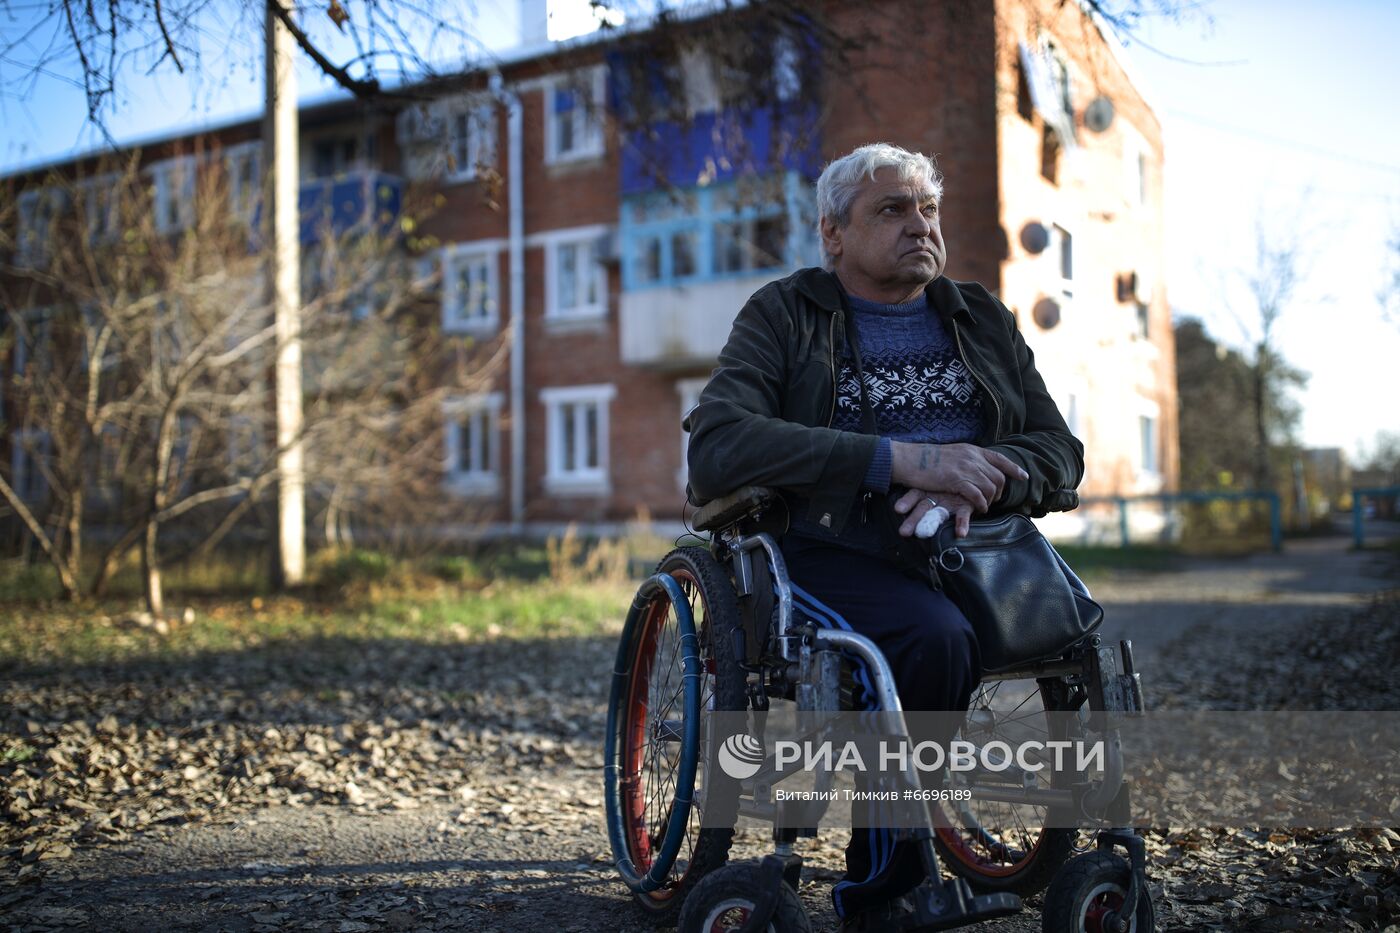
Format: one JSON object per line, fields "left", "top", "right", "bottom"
{"left": 3, "top": 0, "right": 1177, "bottom": 541}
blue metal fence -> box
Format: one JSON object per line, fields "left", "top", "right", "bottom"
{"left": 1351, "top": 486, "right": 1400, "bottom": 548}
{"left": 1080, "top": 491, "right": 1283, "bottom": 552}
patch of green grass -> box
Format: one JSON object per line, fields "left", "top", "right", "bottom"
{"left": 2, "top": 741, "right": 36, "bottom": 764}
{"left": 1053, "top": 545, "right": 1183, "bottom": 581}
{"left": 0, "top": 561, "right": 65, "bottom": 602}
{"left": 0, "top": 574, "right": 635, "bottom": 670}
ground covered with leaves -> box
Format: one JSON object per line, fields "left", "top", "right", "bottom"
{"left": 1, "top": 542, "right": 1398, "bottom": 932}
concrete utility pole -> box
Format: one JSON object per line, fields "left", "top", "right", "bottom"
{"left": 265, "top": 0, "right": 305, "bottom": 586}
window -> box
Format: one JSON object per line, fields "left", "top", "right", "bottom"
{"left": 443, "top": 393, "right": 503, "bottom": 494}
{"left": 545, "top": 230, "right": 607, "bottom": 321}
{"left": 620, "top": 176, "right": 812, "bottom": 291}
{"left": 542, "top": 384, "right": 614, "bottom": 494}
{"left": 11, "top": 429, "right": 51, "bottom": 502}
{"left": 715, "top": 215, "right": 787, "bottom": 274}
{"left": 1064, "top": 392, "right": 1081, "bottom": 439}
{"left": 772, "top": 33, "right": 803, "bottom": 102}
{"left": 149, "top": 156, "right": 196, "bottom": 233}
{"left": 15, "top": 187, "right": 64, "bottom": 266}
{"left": 1049, "top": 223, "right": 1073, "bottom": 308}
{"left": 545, "top": 69, "right": 605, "bottom": 164}
{"left": 13, "top": 308, "right": 52, "bottom": 379}
{"left": 1139, "top": 415, "right": 1158, "bottom": 476}
{"left": 224, "top": 142, "right": 262, "bottom": 221}
{"left": 1040, "top": 124, "right": 1061, "bottom": 184}
{"left": 308, "top": 132, "right": 375, "bottom": 179}
{"left": 442, "top": 243, "right": 500, "bottom": 333}
{"left": 396, "top": 97, "right": 496, "bottom": 182}
{"left": 446, "top": 103, "right": 496, "bottom": 181}
{"left": 676, "top": 377, "right": 707, "bottom": 491}
{"left": 79, "top": 174, "right": 122, "bottom": 243}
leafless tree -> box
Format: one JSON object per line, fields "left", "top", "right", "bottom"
{"left": 0, "top": 149, "right": 500, "bottom": 613}
{"left": 1219, "top": 215, "right": 1314, "bottom": 490}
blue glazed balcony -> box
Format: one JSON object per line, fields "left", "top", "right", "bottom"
{"left": 297, "top": 171, "right": 403, "bottom": 245}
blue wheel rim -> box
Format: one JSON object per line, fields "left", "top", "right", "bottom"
{"left": 604, "top": 572, "right": 702, "bottom": 894}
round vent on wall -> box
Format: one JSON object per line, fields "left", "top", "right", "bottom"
{"left": 1033, "top": 297, "right": 1061, "bottom": 330}
{"left": 1020, "top": 222, "right": 1050, "bottom": 254}
{"left": 1085, "top": 96, "right": 1115, "bottom": 133}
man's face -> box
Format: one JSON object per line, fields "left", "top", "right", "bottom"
{"left": 822, "top": 166, "right": 946, "bottom": 302}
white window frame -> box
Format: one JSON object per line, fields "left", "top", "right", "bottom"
{"left": 148, "top": 155, "right": 196, "bottom": 234}
{"left": 543, "top": 226, "right": 608, "bottom": 322}
{"left": 541, "top": 383, "right": 615, "bottom": 495}
{"left": 676, "top": 377, "right": 707, "bottom": 492}
{"left": 445, "top": 99, "right": 497, "bottom": 182}
{"left": 544, "top": 68, "right": 606, "bottom": 165}
{"left": 1048, "top": 222, "right": 1073, "bottom": 310}
{"left": 15, "top": 187, "right": 64, "bottom": 267}
{"left": 1122, "top": 126, "right": 1148, "bottom": 209}
{"left": 1135, "top": 396, "right": 1162, "bottom": 484}
{"left": 441, "top": 241, "right": 502, "bottom": 334}
{"left": 224, "top": 142, "right": 263, "bottom": 222}
{"left": 77, "top": 174, "right": 122, "bottom": 243}
{"left": 443, "top": 392, "right": 503, "bottom": 496}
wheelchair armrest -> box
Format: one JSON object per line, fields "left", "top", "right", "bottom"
{"left": 692, "top": 485, "right": 781, "bottom": 533}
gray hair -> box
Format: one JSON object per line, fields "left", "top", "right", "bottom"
{"left": 815, "top": 143, "right": 943, "bottom": 269}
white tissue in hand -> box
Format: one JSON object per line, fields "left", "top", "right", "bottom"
{"left": 914, "top": 506, "right": 951, "bottom": 538}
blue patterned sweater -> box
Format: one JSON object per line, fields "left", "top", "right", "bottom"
{"left": 786, "top": 291, "right": 984, "bottom": 555}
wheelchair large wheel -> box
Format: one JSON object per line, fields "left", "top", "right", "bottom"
{"left": 932, "top": 677, "right": 1080, "bottom": 897}
{"left": 605, "top": 546, "right": 747, "bottom": 925}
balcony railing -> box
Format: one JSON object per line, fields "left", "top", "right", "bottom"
{"left": 296, "top": 171, "right": 403, "bottom": 245}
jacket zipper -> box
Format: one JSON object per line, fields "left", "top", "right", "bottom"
{"left": 828, "top": 310, "right": 873, "bottom": 526}
{"left": 953, "top": 318, "right": 1002, "bottom": 440}
{"left": 826, "top": 311, "right": 838, "bottom": 429}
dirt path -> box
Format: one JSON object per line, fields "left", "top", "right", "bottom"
{"left": 4, "top": 537, "right": 1398, "bottom": 933}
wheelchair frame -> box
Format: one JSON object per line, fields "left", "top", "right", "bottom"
{"left": 606, "top": 487, "right": 1154, "bottom": 932}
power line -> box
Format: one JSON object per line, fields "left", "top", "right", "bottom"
{"left": 1164, "top": 108, "right": 1400, "bottom": 177}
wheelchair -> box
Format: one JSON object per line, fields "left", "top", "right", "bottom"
{"left": 604, "top": 486, "right": 1152, "bottom": 933}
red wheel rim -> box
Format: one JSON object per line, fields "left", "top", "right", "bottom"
{"left": 933, "top": 807, "right": 1045, "bottom": 877}
{"left": 1085, "top": 889, "right": 1126, "bottom": 933}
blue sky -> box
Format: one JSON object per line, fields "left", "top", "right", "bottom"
{"left": 1125, "top": 1, "right": 1400, "bottom": 457}
{"left": 4, "top": 0, "right": 1397, "bottom": 457}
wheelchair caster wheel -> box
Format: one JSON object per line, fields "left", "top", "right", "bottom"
{"left": 677, "top": 862, "right": 812, "bottom": 933}
{"left": 1041, "top": 851, "right": 1155, "bottom": 933}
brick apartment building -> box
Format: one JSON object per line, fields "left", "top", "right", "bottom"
{"left": 3, "top": 0, "right": 1177, "bottom": 543}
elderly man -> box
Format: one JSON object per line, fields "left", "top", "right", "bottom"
{"left": 685, "top": 142, "right": 1083, "bottom": 930}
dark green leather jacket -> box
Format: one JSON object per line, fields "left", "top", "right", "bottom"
{"left": 684, "top": 267, "right": 1084, "bottom": 535}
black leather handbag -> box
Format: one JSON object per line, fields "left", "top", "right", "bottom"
{"left": 927, "top": 513, "right": 1103, "bottom": 674}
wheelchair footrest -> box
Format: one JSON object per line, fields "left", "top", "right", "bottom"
{"left": 904, "top": 882, "right": 1021, "bottom": 931}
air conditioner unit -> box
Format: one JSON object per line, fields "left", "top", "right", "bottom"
{"left": 594, "top": 229, "right": 621, "bottom": 265}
